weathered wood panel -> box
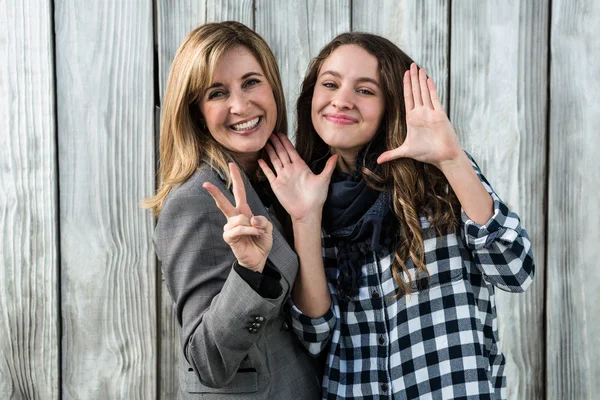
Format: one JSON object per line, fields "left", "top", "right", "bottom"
{"left": 450, "top": 1, "right": 548, "bottom": 399}
{"left": 155, "top": 2, "right": 252, "bottom": 397}
{"left": 255, "top": 0, "right": 351, "bottom": 136}
{"left": 0, "top": 1, "right": 59, "bottom": 399}
{"left": 54, "top": 1, "right": 156, "bottom": 398}
{"left": 547, "top": 1, "right": 600, "bottom": 398}
{"left": 352, "top": 0, "right": 449, "bottom": 108}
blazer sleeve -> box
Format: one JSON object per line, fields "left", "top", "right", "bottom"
{"left": 460, "top": 152, "right": 535, "bottom": 292}
{"left": 154, "top": 176, "right": 287, "bottom": 388}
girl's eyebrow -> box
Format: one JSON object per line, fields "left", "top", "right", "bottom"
{"left": 207, "top": 72, "right": 264, "bottom": 90}
{"left": 319, "top": 70, "right": 380, "bottom": 87}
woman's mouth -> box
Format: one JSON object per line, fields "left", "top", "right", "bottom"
{"left": 325, "top": 114, "right": 357, "bottom": 125}
{"left": 230, "top": 117, "right": 261, "bottom": 133}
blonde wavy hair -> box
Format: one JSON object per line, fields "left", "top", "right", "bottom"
{"left": 143, "top": 21, "right": 287, "bottom": 215}
{"left": 295, "top": 32, "right": 461, "bottom": 296}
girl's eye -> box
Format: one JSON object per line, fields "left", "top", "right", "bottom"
{"left": 207, "top": 90, "right": 226, "bottom": 100}
{"left": 244, "top": 78, "right": 260, "bottom": 88}
{"left": 358, "top": 89, "right": 375, "bottom": 95}
{"left": 322, "top": 82, "right": 337, "bottom": 89}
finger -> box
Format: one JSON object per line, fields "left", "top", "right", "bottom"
{"left": 403, "top": 70, "right": 414, "bottom": 111}
{"left": 419, "top": 68, "right": 433, "bottom": 109}
{"left": 277, "top": 132, "right": 302, "bottom": 163}
{"left": 203, "top": 182, "right": 237, "bottom": 218}
{"left": 223, "top": 226, "right": 266, "bottom": 243}
{"left": 224, "top": 214, "right": 252, "bottom": 232}
{"left": 229, "top": 163, "right": 249, "bottom": 214}
{"left": 250, "top": 215, "right": 272, "bottom": 235}
{"left": 265, "top": 143, "right": 283, "bottom": 173}
{"left": 377, "top": 146, "right": 408, "bottom": 164}
{"left": 427, "top": 78, "right": 443, "bottom": 111}
{"left": 319, "top": 154, "right": 338, "bottom": 182}
{"left": 258, "top": 158, "right": 277, "bottom": 184}
{"left": 410, "top": 63, "right": 423, "bottom": 107}
{"left": 270, "top": 134, "right": 292, "bottom": 165}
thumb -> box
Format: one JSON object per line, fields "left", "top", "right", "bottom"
{"left": 377, "top": 145, "right": 409, "bottom": 164}
{"left": 320, "top": 154, "right": 339, "bottom": 182}
{"left": 251, "top": 215, "right": 272, "bottom": 235}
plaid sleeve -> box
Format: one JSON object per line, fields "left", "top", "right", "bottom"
{"left": 288, "top": 298, "right": 336, "bottom": 356}
{"left": 460, "top": 152, "right": 535, "bottom": 292}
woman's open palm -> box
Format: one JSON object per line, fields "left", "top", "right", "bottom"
{"left": 203, "top": 163, "right": 273, "bottom": 272}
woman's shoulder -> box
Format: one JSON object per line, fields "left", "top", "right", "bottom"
{"left": 168, "top": 163, "right": 226, "bottom": 200}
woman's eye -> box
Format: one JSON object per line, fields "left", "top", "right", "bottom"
{"left": 358, "top": 89, "right": 374, "bottom": 95}
{"left": 207, "top": 90, "right": 225, "bottom": 100}
{"left": 244, "top": 78, "right": 260, "bottom": 88}
{"left": 322, "top": 82, "right": 337, "bottom": 89}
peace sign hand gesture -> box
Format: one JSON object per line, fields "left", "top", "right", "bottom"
{"left": 203, "top": 163, "right": 273, "bottom": 273}
{"left": 377, "top": 63, "right": 462, "bottom": 170}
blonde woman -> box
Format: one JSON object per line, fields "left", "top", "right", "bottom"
{"left": 260, "top": 32, "right": 535, "bottom": 399}
{"left": 145, "top": 21, "right": 320, "bottom": 399}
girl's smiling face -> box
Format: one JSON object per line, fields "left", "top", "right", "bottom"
{"left": 311, "top": 44, "right": 385, "bottom": 166}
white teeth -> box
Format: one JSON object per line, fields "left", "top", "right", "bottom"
{"left": 231, "top": 117, "right": 260, "bottom": 131}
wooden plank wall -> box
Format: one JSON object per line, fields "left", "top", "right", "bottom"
{"left": 54, "top": 1, "right": 156, "bottom": 399}
{"left": 1, "top": 1, "right": 599, "bottom": 399}
{"left": 0, "top": 1, "right": 59, "bottom": 399}
{"left": 547, "top": 0, "right": 600, "bottom": 398}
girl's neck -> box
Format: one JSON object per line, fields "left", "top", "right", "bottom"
{"left": 332, "top": 148, "right": 358, "bottom": 174}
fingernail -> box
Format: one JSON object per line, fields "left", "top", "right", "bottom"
{"left": 258, "top": 229, "right": 266, "bottom": 234}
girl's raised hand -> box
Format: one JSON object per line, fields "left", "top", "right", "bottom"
{"left": 259, "top": 133, "right": 338, "bottom": 223}
{"left": 377, "top": 63, "right": 462, "bottom": 169}
{"left": 203, "top": 163, "right": 273, "bottom": 272}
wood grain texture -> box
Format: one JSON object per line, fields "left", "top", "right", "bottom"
{"left": 155, "top": 2, "right": 252, "bottom": 397}
{"left": 547, "top": 1, "right": 600, "bottom": 398}
{"left": 352, "top": 0, "right": 449, "bottom": 108}
{"left": 54, "top": 1, "right": 156, "bottom": 398}
{"left": 450, "top": 1, "right": 548, "bottom": 399}
{"left": 255, "top": 0, "right": 351, "bottom": 136}
{"left": 0, "top": 1, "right": 59, "bottom": 399}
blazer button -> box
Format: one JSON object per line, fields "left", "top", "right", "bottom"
{"left": 254, "top": 316, "right": 265, "bottom": 322}
{"left": 252, "top": 322, "right": 261, "bottom": 328}
{"left": 248, "top": 327, "right": 257, "bottom": 333}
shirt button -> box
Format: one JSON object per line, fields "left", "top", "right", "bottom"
{"left": 371, "top": 291, "right": 379, "bottom": 299}
{"left": 381, "top": 383, "right": 388, "bottom": 392}
{"left": 378, "top": 335, "right": 385, "bottom": 345}
{"left": 282, "top": 321, "right": 290, "bottom": 331}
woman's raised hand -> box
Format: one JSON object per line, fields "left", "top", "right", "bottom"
{"left": 377, "top": 63, "right": 462, "bottom": 169}
{"left": 203, "top": 163, "right": 273, "bottom": 272}
{"left": 259, "top": 133, "right": 338, "bottom": 223}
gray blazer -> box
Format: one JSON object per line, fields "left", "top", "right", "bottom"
{"left": 154, "top": 162, "right": 321, "bottom": 399}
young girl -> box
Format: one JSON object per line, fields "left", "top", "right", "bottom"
{"left": 259, "top": 33, "right": 534, "bottom": 399}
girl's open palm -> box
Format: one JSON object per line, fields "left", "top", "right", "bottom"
{"left": 258, "top": 133, "right": 338, "bottom": 223}
{"left": 203, "top": 163, "right": 273, "bottom": 272}
{"left": 377, "top": 63, "right": 462, "bottom": 168}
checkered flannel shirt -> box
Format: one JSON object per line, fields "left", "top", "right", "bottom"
{"left": 290, "top": 155, "right": 535, "bottom": 400}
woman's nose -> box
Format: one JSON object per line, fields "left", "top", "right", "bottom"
{"left": 229, "top": 91, "right": 251, "bottom": 115}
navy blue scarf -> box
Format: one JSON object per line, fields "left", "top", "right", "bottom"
{"left": 319, "top": 156, "right": 397, "bottom": 298}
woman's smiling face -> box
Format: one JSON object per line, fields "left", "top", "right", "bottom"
{"left": 199, "top": 46, "right": 277, "bottom": 166}
{"left": 311, "top": 44, "right": 385, "bottom": 162}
